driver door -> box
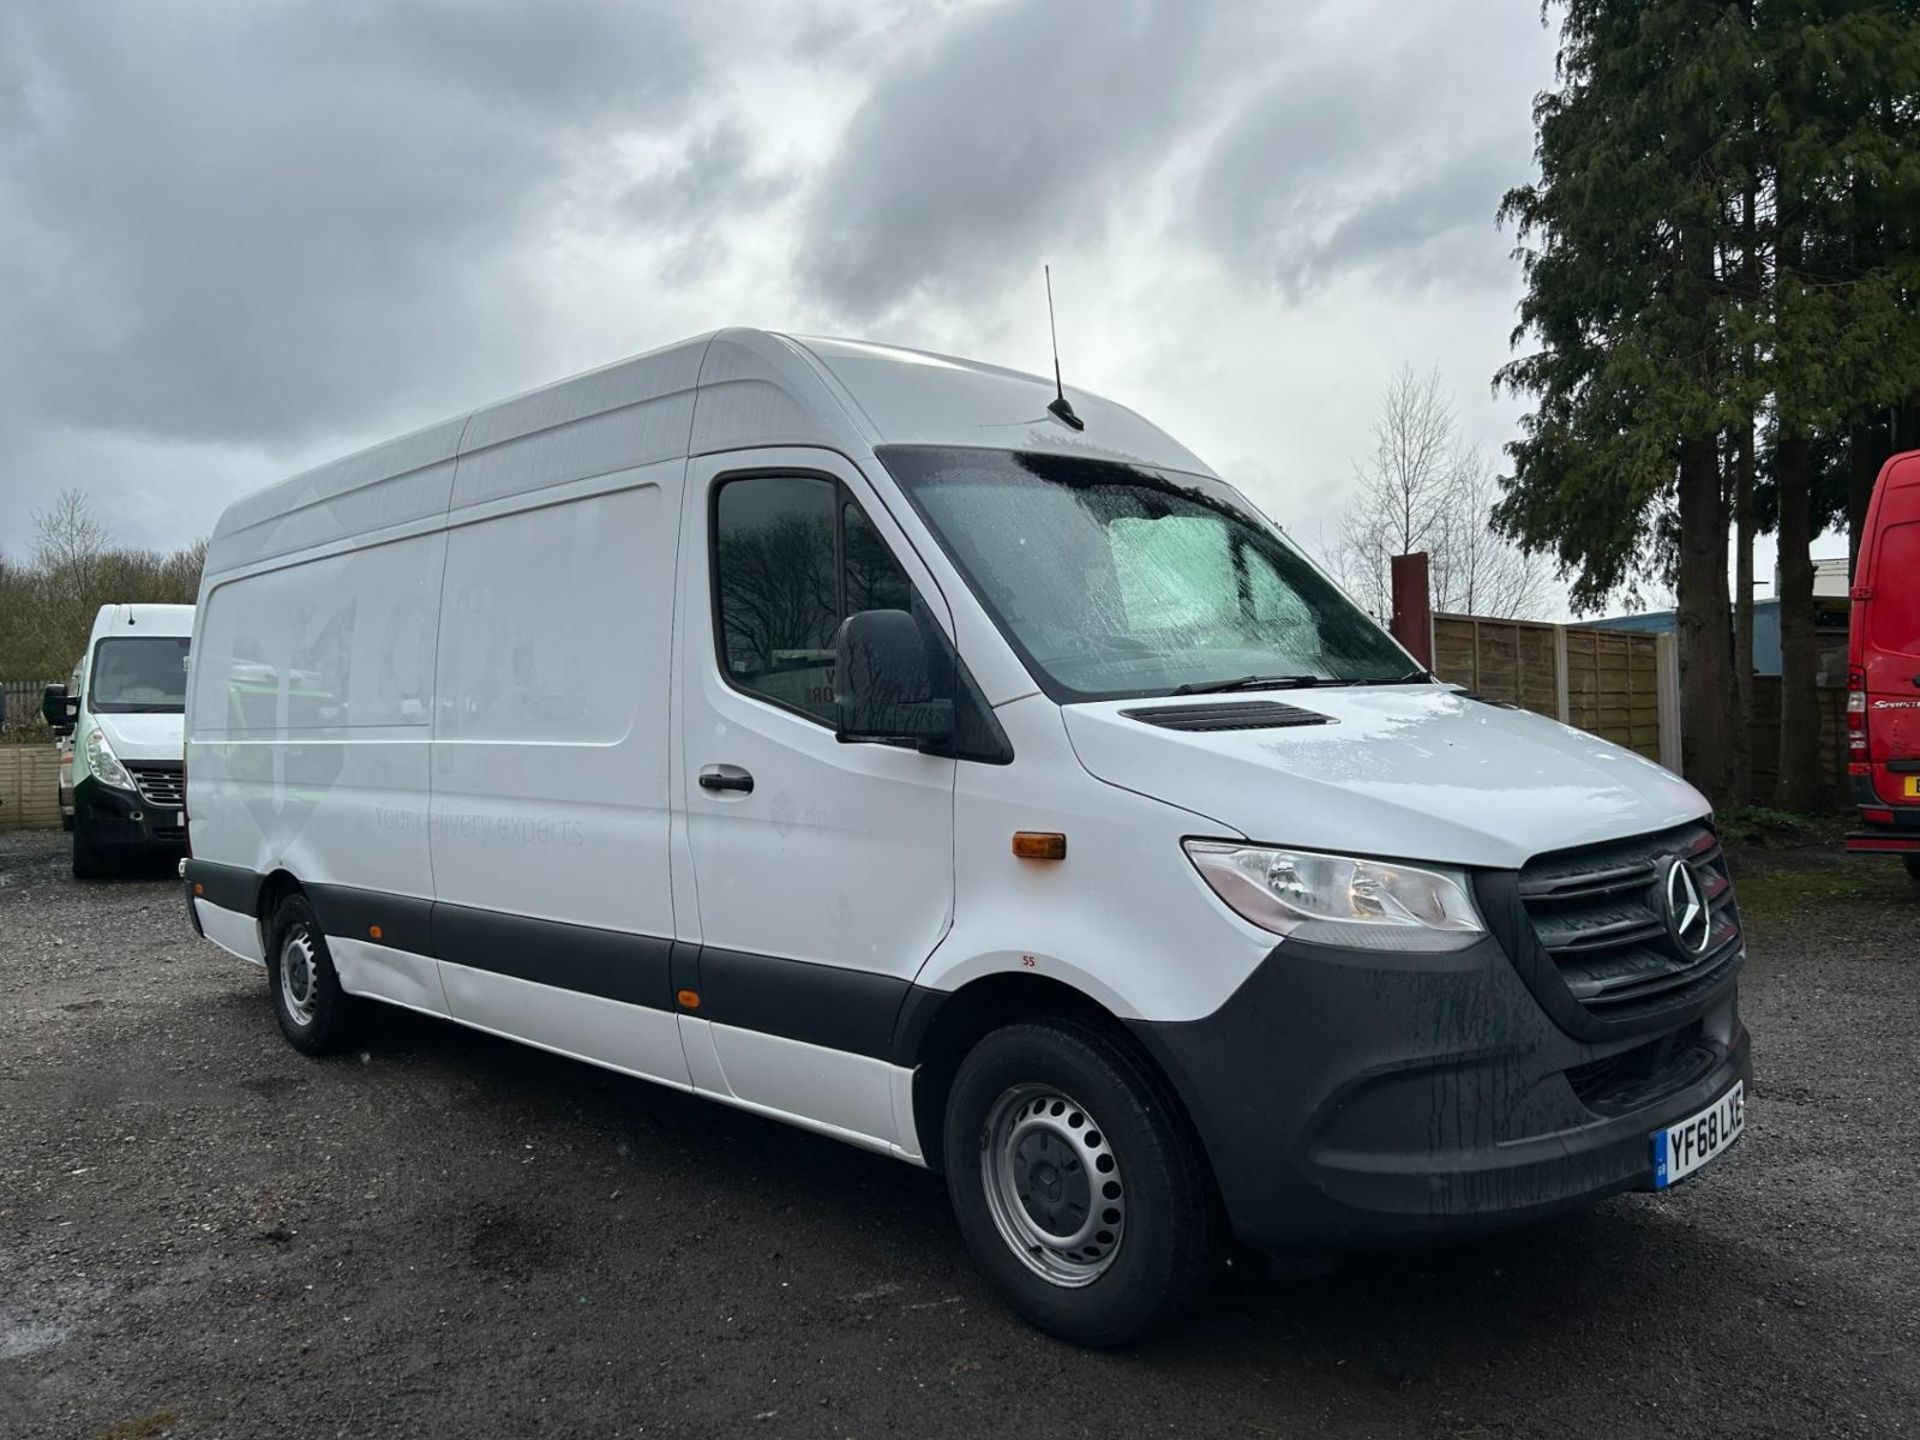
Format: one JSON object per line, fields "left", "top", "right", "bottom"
{"left": 674, "top": 450, "right": 956, "bottom": 1151}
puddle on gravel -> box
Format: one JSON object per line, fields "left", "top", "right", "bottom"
{"left": 0, "top": 1319, "right": 70, "bottom": 1361}
{"left": 0, "top": 1252, "right": 111, "bottom": 1361}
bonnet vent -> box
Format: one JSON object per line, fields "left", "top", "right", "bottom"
{"left": 1120, "top": 700, "right": 1334, "bottom": 732}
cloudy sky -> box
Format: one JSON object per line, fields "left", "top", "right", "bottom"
{"left": 1, "top": 0, "right": 1575, "bottom": 592}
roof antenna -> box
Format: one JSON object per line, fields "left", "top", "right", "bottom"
{"left": 1044, "top": 265, "right": 1085, "bottom": 430}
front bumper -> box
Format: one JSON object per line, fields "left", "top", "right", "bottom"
{"left": 1129, "top": 932, "right": 1751, "bottom": 1255}
{"left": 73, "top": 775, "right": 187, "bottom": 853}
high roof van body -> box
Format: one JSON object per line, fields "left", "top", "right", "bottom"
{"left": 182, "top": 330, "right": 1751, "bottom": 1343}
{"left": 1846, "top": 448, "right": 1920, "bottom": 877}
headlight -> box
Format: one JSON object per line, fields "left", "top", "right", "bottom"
{"left": 85, "top": 727, "right": 135, "bottom": 792}
{"left": 1182, "top": 841, "right": 1484, "bottom": 951}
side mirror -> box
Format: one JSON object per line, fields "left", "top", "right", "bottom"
{"left": 41, "top": 684, "right": 77, "bottom": 735}
{"left": 835, "top": 609, "right": 954, "bottom": 746}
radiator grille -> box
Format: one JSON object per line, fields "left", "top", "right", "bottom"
{"left": 126, "top": 763, "right": 184, "bottom": 810}
{"left": 1517, "top": 822, "right": 1742, "bottom": 1021}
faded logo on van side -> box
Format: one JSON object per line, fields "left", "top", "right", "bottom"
{"left": 373, "top": 807, "right": 586, "bottom": 848}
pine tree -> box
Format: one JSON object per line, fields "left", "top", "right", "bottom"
{"left": 1760, "top": 0, "right": 1920, "bottom": 810}
{"left": 1499, "top": 0, "right": 1920, "bottom": 810}
{"left": 1497, "top": 0, "right": 1757, "bottom": 805}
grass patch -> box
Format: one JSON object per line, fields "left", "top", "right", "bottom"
{"left": 1731, "top": 855, "right": 1918, "bottom": 921}
{"left": 1717, "top": 806, "right": 1846, "bottom": 848}
{"left": 1731, "top": 866, "right": 1873, "bottom": 910}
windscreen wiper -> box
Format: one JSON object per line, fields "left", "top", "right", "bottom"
{"left": 1168, "top": 674, "right": 1328, "bottom": 696}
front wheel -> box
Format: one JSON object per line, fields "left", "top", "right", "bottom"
{"left": 943, "top": 1019, "right": 1220, "bottom": 1347}
{"left": 266, "top": 894, "right": 357, "bottom": 1055}
{"left": 71, "top": 815, "right": 111, "bottom": 879}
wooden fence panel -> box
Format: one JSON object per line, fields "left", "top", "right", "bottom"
{"left": 1747, "top": 677, "right": 1849, "bottom": 807}
{"left": 0, "top": 747, "right": 62, "bottom": 831}
{"left": 1431, "top": 616, "right": 1561, "bottom": 720}
{"left": 1436, "top": 617, "right": 1665, "bottom": 763}
{"left": 1415, "top": 613, "right": 1841, "bottom": 806}
{"left": 1563, "top": 628, "right": 1662, "bottom": 760}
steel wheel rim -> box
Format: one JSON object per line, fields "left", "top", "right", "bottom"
{"left": 281, "top": 929, "right": 318, "bottom": 1027}
{"left": 980, "top": 1084, "right": 1126, "bottom": 1287}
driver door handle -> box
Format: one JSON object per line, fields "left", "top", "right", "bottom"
{"left": 697, "top": 765, "right": 754, "bottom": 794}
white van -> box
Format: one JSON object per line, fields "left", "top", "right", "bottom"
{"left": 43, "top": 604, "right": 192, "bottom": 876}
{"left": 182, "top": 331, "right": 1750, "bottom": 1344}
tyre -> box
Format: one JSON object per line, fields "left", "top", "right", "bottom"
{"left": 1904, "top": 854, "right": 1920, "bottom": 883}
{"left": 61, "top": 811, "right": 74, "bottom": 833}
{"left": 71, "top": 816, "right": 111, "bottom": 879}
{"left": 942, "top": 1018, "right": 1220, "bottom": 1347}
{"left": 265, "top": 894, "right": 357, "bottom": 1055}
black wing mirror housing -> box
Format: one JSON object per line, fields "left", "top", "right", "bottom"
{"left": 835, "top": 609, "right": 954, "bottom": 746}
{"left": 41, "top": 684, "right": 77, "bottom": 735}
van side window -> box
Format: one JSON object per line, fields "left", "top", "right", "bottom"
{"left": 713, "top": 476, "right": 915, "bottom": 724}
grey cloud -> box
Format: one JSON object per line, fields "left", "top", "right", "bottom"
{"left": 0, "top": 1, "right": 718, "bottom": 452}
{"left": 617, "top": 122, "right": 799, "bottom": 287}
{"left": 797, "top": 0, "right": 1278, "bottom": 321}
{"left": 1188, "top": 2, "right": 1540, "bottom": 296}
{"left": 615, "top": 124, "right": 783, "bottom": 228}
{"left": 0, "top": 0, "right": 1553, "bottom": 564}
{"left": 1278, "top": 151, "right": 1518, "bottom": 295}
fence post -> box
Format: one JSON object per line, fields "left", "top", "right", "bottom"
{"left": 1389, "top": 553, "right": 1433, "bottom": 670}
{"left": 1655, "top": 632, "right": 1683, "bottom": 774}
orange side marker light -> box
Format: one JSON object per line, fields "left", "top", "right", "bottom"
{"left": 1012, "top": 832, "right": 1067, "bottom": 861}
{"left": 676, "top": 988, "right": 702, "bottom": 1010}
{"left": 368, "top": 924, "right": 384, "bottom": 941}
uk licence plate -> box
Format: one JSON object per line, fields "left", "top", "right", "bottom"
{"left": 1652, "top": 1081, "right": 1744, "bottom": 1189}
{"left": 1904, "top": 776, "right": 1920, "bottom": 799}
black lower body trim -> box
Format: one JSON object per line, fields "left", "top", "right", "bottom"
{"left": 185, "top": 858, "right": 262, "bottom": 915}
{"left": 185, "top": 868, "right": 901, "bottom": 1043}
{"left": 308, "top": 884, "right": 435, "bottom": 961}
{"left": 698, "top": 946, "right": 908, "bottom": 1060}
{"left": 434, "top": 902, "right": 673, "bottom": 1011}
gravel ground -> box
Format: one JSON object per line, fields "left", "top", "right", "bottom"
{"left": 1, "top": 826, "right": 1916, "bottom": 1439}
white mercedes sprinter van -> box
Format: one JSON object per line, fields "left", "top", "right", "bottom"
{"left": 43, "top": 604, "right": 193, "bottom": 877}
{"left": 183, "top": 331, "right": 1750, "bottom": 1345}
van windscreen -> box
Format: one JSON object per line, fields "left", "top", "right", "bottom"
{"left": 881, "top": 447, "right": 1414, "bottom": 702}
{"left": 90, "top": 637, "right": 191, "bottom": 714}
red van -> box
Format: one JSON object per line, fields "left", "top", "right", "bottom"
{"left": 1847, "top": 449, "right": 1920, "bottom": 881}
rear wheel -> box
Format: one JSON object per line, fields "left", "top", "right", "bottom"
{"left": 943, "top": 1018, "right": 1220, "bottom": 1347}
{"left": 266, "top": 894, "right": 356, "bottom": 1055}
{"left": 1904, "top": 854, "right": 1920, "bottom": 883}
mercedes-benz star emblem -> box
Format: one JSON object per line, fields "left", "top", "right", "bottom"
{"left": 1662, "top": 857, "right": 1711, "bottom": 956}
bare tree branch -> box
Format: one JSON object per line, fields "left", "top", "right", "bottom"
{"left": 1336, "top": 366, "right": 1553, "bottom": 620}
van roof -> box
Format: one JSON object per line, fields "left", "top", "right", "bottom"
{"left": 205, "top": 328, "right": 1215, "bottom": 577}
{"left": 89, "top": 603, "right": 195, "bottom": 642}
